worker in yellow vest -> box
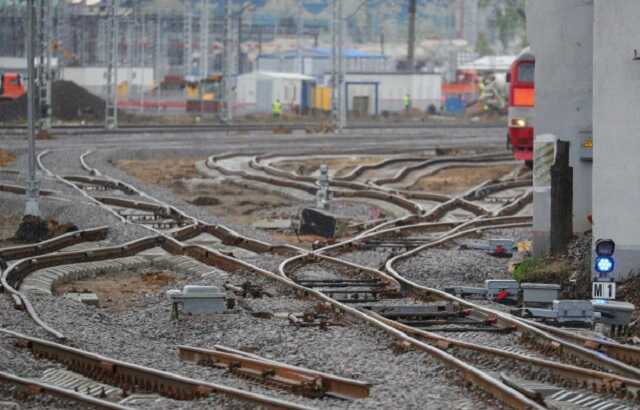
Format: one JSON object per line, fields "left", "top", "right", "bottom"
{"left": 272, "top": 98, "right": 282, "bottom": 119}
{"left": 403, "top": 93, "right": 411, "bottom": 114}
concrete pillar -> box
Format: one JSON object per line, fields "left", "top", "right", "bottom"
{"left": 526, "top": 0, "right": 594, "bottom": 256}
{"left": 593, "top": 0, "right": 640, "bottom": 280}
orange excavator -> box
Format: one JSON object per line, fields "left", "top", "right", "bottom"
{"left": 0, "top": 72, "right": 26, "bottom": 101}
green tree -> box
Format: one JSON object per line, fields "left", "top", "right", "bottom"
{"left": 476, "top": 32, "right": 494, "bottom": 56}
{"left": 479, "top": 0, "right": 527, "bottom": 52}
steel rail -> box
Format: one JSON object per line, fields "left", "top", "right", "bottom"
{"left": 1, "top": 329, "right": 314, "bottom": 409}
{"left": 206, "top": 154, "right": 425, "bottom": 215}
{"left": 365, "top": 311, "right": 640, "bottom": 401}
{"left": 520, "top": 317, "right": 640, "bottom": 368}
{"left": 0, "top": 226, "right": 108, "bottom": 261}
{"left": 0, "top": 121, "right": 506, "bottom": 134}
{"left": 60, "top": 151, "right": 300, "bottom": 257}
{"left": 178, "top": 345, "right": 371, "bottom": 400}
{"left": 0, "top": 183, "right": 58, "bottom": 197}
{"left": 19, "top": 150, "right": 553, "bottom": 408}
{"left": 0, "top": 370, "right": 134, "bottom": 410}
{"left": 38, "top": 151, "right": 129, "bottom": 225}
{"left": 1, "top": 229, "right": 545, "bottom": 409}
{"left": 465, "top": 179, "right": 533, "bottom": 201}
{"left": 250, "top": 153, "right": 526, "bottom": 217}
{"left": 384, "top": 225, "right": 640, "bottom": 379}
{"left": 371, "top": 153, "right": 514, "bottom": 187}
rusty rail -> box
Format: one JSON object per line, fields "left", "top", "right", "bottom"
{"left": 207, "top": 154, "right": 424, "bottom": 215}
{"left": 0, "top": 183, "right": 58, "bottom": 197}
{"left": 383, "top": 223, "right": 640, "bottom": 379}
{"left": 22, "top": 150, "right": 553, "bottom": 408}
{"left": 372, "top": 153, "right": 514, "bottom": 186}
{"left": 63, "top": 176, "right": 136, "bottom": 195}
{"left": 367, "top": 311, "right": 640, "bottom": 401}
{"left": 0, "top": 226, "right": 108, "bottom": 261}
{"left": 465, "top": 179, "right": 533, "bottom": 201}
{"left": 1, "top": 230, "right": 547, "bottom": 409}
{"left": 2, "top": 329, "right": 314, "bottom": 409}
{"left": 0, "top": 370, "right": 133, "bottom": 410}
{"left": 178, "top": 345, "right": 371, "bottom": 400}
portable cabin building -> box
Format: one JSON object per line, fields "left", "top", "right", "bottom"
{"left": 235, "top": 71, "right": 316, "bottom": 115}
{"left": 320, "top": 72, "right": 442, "bottom": 115}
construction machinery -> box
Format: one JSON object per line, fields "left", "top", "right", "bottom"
{"left": 185, "top": 74, "right": 223, "bottom": 113}
{"left": 0, "top": 72, "right": 26, "bottom": 101}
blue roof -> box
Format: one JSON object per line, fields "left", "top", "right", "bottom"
{"left": 258, "top": 47, "right": 387, "bottom": 60}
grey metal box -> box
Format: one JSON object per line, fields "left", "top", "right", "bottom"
{"left": 553, "top": 300, "right": 593, "bottom": 322}
{"left": 521, "top": 283, "right": 561, "bottom": 305}
{"left": 168, "top": 285, "right": 226, "bottom": 315}
{"left": 485, "top": 279, "right": 519, "bottom": 300}
{"left": 591, "top": 300, "right": 635, "bottom": 326}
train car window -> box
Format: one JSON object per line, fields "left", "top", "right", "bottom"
{"left": 517, "top": 62, "right": 535, "bottom": 83}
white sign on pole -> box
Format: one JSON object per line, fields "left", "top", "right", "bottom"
{"left": 592, "top": 282, "right": 616, "bottom": 300}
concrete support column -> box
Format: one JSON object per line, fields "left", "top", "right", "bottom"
{"left": 593, "top": 0, "right": 640, "bottom": 280}
{"left": 526, "top": 0, "right": 594, "bottom": 256}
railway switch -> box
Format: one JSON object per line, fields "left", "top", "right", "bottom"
{"left": 525, "top": 300, "right": 597, "bottom": 327}
{"left": 485, "top": 279, "right": 519, "bottom": 303}
{"left": 521, "top": 283, "right": 561, "bottom": 307}
{"left": 591, "top": 300, "right": 635, "bottom": 336}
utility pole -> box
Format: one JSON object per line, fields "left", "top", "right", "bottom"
{"left": 139, "top": 11, "right": 146, "bottom": 113}
{"left": 337, "top": 0, "right": 345, "bottom": 130}
{"left": 105, "top": 0, "right": 119, "bottom": 129}
{"left": 36, "top": 0, "right": 52, "bottom": 131}
{"left": 407, "top": 0, "right": 416, "bottom": 71}
{"left": 25, "top": 0, "right": 39, "bottom": 218}
{"left": 237, "top": 11, "right": 242, "bottom": 75}
{"left": 154, "top": 13, "right": 162, "bottom": 86}
{"left": 126, "top": 10, "right": 136, "bottom": 101}
{"left": 296, "top": 0, "right": 303, "bottom": 73}
{"left": 200, "top": 0, "right": 209, "bottom": 77}
{"left": 183, "top": 1, "right": 192, "bottom": 77}
{"left": 222, "top": 0, "right": 233, "bottom": 123}
{"left": 331, "top": 0, "right": 345, "bottom": 131}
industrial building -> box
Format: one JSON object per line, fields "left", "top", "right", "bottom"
{"left": 255, "top": 47, "right": 392, "bottom": 79}
{"left": 528, "top": 0, "right": 640, "bottom": 281}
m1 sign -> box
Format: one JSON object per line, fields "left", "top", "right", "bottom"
{"left": 592, "top": 282, "right": 616, "bottom": 300}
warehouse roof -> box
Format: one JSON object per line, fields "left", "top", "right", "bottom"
{"left": 240, "top": 71, "right": 316, "bottom": 81}
{"left": 458, "top": 55, "right": 516, "bottom": 72}
{"left": 258, "top": 47, "right": 387, "bottom": 60}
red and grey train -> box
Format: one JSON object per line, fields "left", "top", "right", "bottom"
{"left": 507, "top": 48, "right": 535, "bottom": 166}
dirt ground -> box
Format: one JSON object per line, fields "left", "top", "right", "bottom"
{"left": 116, "top": 158, "right": 204, "bottom": 186}
{"left": 409, "top": 164, "right": 517, "bottom": 194}
{"left": 55, "top": 270, "right": 178, "bottom": 312}
{"left": 0, "top": 214, "right": 20, "bottom": 245}
{"left": 0, "top": 149, "right": 16, "bottom": 167}
{"left": 115, "top": 158, "right": 296, "bottom": 226}
{"left": 273, "top": 156, "right": 384, "bottom": 177}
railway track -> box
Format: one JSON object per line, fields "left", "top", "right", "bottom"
{"left": 0, "top": 369, "right": 133, "bottom": 410}
{"left": 284, "top": 224, "right": 640, "bottom": 408}
{"left": 4, "top": 148, "right": 639, "bottom": 409}
{"left": 0, "top": 121, "right": 505, "bottom": 136}
{"left": 1, "top": 328, "right": 313, "bottom": 409}
{"left": 1, "top": 150, "right": 545, "bottom": 409}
